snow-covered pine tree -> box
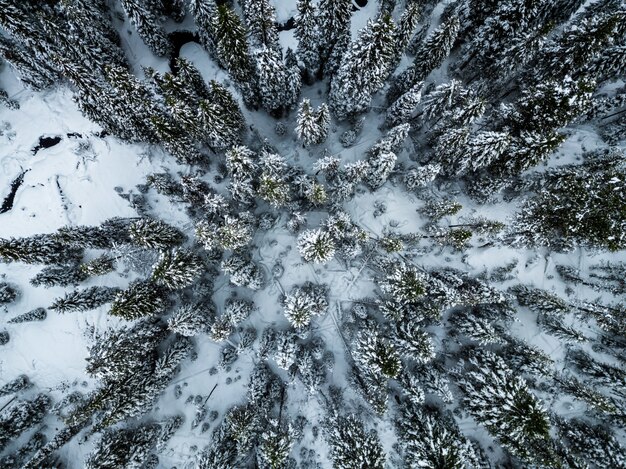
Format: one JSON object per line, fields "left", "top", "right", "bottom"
{"left": 168, "top": 304, "right": 212, "bottom": 336}
{"left": 327, "top": 415, "right": 386, "bottom": 469}
{"left": 258, "top": 152, "right": 291, "bottom": 207}
{"left": 119, "top": 0, "right": 171, "bottom": 57}
{"left": 0, "top": 374, "right": 30, "bottom": 397}
{"left": 8, "top": 307, "right": 47, "bottom": 324}
{"left": 129, "top": 218, "right": 185, "bottom": 250}
{"left": 282, "top": 283, "right": 328, "bottom": 330}
{"left": 221, "top": 253, "right": 264, "bottom": 290}
{"left": 211, "top": 4, "right": 258, "bottom": 106}
{"left": 254, "top": 46, "right": 293, "bottom": 114}
{"left": 329, "top": 14, "right": 397, "bottom": 120}
{"left": 318, "top": 0, "right": 353, "bottom": 75}
{"left": 295, "top": 0, "right": 321, "bottom": 79}
{"left": 296, "top": 99, "right": 331, "bottom": 146}
{"left": 242, "top": 0, "right": 280, "bottom": 51}
{"left": 189, "top": 0, "right": 217, "bottom": 56}
{"left": 84, "top": 422, "right": 162, "bottom": 469}
{"left": 50, "top": 286, "right": 121, "bottom": 313}
{"left": 457, "top": 350, "right": 555, "bottom": 465}
{"left": 389, "top": 15, "right": 460, "bottom": 102}
{"left": 0, "top": 282, "right": 18, "bottom": 304}
{"left": 256, "top": 418, "right": 294, "bottom": 468}
{"left": 0, "top": 234, "right": 83, "bottom": 265}
{"left": 385, "top": 82, "right": 423, "bottom": 128}
{"left": 151, "top": 249, "right": 204, "bottom": 290}
{"left": 0, "top": 394, "right": 51, "bottom": 452}
{"left": 109, "top": 280, "right": 168, "bottom": 320}
{"left": 297, "top": 229, "right": 336, "bottom": 264}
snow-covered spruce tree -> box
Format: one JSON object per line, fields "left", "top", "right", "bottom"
{"left": 456, "top": 350, "right": 556, "bottom": 465}
{"left": 151, "top": 248, "right": 203, "bottom": 290}
{"left": 196, "top": 213, "right": 255, "bottom": 252}
{"left": 296, "top": 99, "right": 330, "bottom": 146}
{"left": 109, "top": 280, "right": 168, "bottom": 320}
{"left": 0, "top": 234, "right": 83, "bottom": 265}
{"left": 0, "top": 431, "right": 45, "bottom": 469}
{"left": 318, "top": 0, "right": 353, "bottom": 75}
{"left": 119, "top": 0, "right": 170, "bottom": 56}
{"left": 30, "top": 264, "right": 87, "bottom": 288}
{"left": 397, "top": 403, "right": 482, "bottom": 468}
{"left": 282, "top": 283, "right": 328, "bottom": 330}
{"left": 295, "top": 0, "right": 320, "bottom": 79}
{"left": 297, "top": 229, "right": 336, "bottom": 264}
{"left": 555, "top": 417, "right": 626, "bottom": 468}
{"left": 84, "top": 422, "right": 161, "bottom": 469}
{"left": 189, "top": 0, "right": 217, "bottom": 56}
{"left": 389, "top": 14, "right": 460, "bottom": 102}
{"left": 258, "top": 152, "right": 291, "bottom": 208}
{"left": 254, "top": 46, "right": 299, "bottom": 115}
{"left": 50, "top": 286, "right": 121, "bottom": 313}
{"left": 326, "top": 415, "right": 385, "bottom": 469}
{"left": 385, "top": 82, "right": 423, "bottom": 128}
{"left": 8, "top": 307, "right": 47, "bottom": 324}
{"left": 168, "top": 304, "right": 212, "bottom": 336}
{"left": 329, "top": 13, "right": 396, "bottom": 120}
{"left": 404, "top": 163, "right": 441, "bottom": 191}
{"left": 242, "top": 0, "right": 280, "bottom": 51}
{"left": 0, "top": 281, "right": 18, "bottom": 304}
{"left": 129, "top": 218, "right": 185, "bottom": 250}
{"left": 0, "top": 394, "right": 51, "bottom": 452}
{"left": 380, "top": 264, "right": 428, "bottom": 306}
{"left": 353, "top": 328, "right": 402, "bottom": 379}
{"left": 365, "top": 123, "right": 410, "bottom": 189}
{"left": 256, "top": 418, "right": 295, "bottom": 468}
{"left": 221, "top": 253, "right": 264, "bottom": 290}
{"left": 511, "top": 158, "right": 626, "bottom": 251}
{"left": 0, "top": 374, "right": 31, "bottom": 397}
{"left": 394, "top": 2, "right": 423, "bottom": 61}
{"left": 225, "top": 145, "right": 258, "bottom": 205}
{"left": 210, "top": 4, "right": 258, "bottom": 106}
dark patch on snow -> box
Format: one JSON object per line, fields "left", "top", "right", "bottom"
{"left": 277, "top": 17, "right": 296, "bottom": 32}
{"left": 66, "top": 132, "right": 82, "bottom": 138}
{"left": 32, "top": 135, "right": 62, "bottom": 154}
{"left": 169, "top": 30, "right": 200, "bottom": 74}
{"left": 1, "top": 170, "right": 28, "bottom": 214}
{"left": 354, "top": 0, "right": 368, "bottom": 7}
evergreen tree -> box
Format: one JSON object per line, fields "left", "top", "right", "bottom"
{"left": 256, "top": 418, "right": 294, "bottom": 469}
{"left": 318, "top": 0, "right": 353, "bottom": 73}
{"left": 221, "top": 253, "right": 264, "bottom": 290}
{"left": 329, "top": 14, "right": 397, "bottom": 120}
{"left": 242, "top": 0, "right": 280, "bottom": 51}
{"left": 85, "top": 422, "right": 162, "bottom": 469}
{"left": 255, "top": 46, "right": 294, "bottom": 114}
{"left": 0, "top": 394, "right": 51, "bottom": 452}
{"left": 389, "top": 15, "right": 460, "bottom": 101}
{"left": 226, "top": 145, "right": 258, "bottom": 205}
{"left": 556, "top": 417, "right": 626, "bottom": 468}
{"left": 296, "top": 99, "right": 330, "bottom": 146}
{"left": 212, "top": 4, "right": 258, "bottom": 106}
{"left": 0, "top": 374, "right": 31, "bottom": 397}
{"left": 295, "top": 0, "right": 321, "bottom": 78}
{"left": 327, "top": 415, "right": 386, "bottom": 469}
{"left": 457, "top": 350, "right": 555, "bottom": 465}
{"left": 30, "top": 265, "right": 87, "bottom": 288}
{"left": 0, "top": 234, "right": 83, "bottom": 265}
{"left": 120, "top": 0, "right": 171, "bottom": 56}
{"left": 354, "top": 328, "right": 402, "bottom": 379}
{"left": 0, "top": 282, "right": 18, "bottom": 304}
{"left": 385, "top": 82, "right": 423, "bottom": 127}
{"left": 129, "top": 218, "right": 185, "bottom": 250}
{"left": 109, "top": 280, "right": 168, "bottom": 320}
{"left": 50, "top": 286, "right": 121, "bottom": 313}
{"left": 151, "top": 249, "right": 204, "bottom": 290}
{"left": 398, "top": 404, "right": 481, "bottom": 468}
{"left": 8, "top": 308, "right": 47, "bottom": 324}
{"left": 282, "top": 283, "right": 328, "bottom": 330}
{"left": 258, "top": 152, "right": 291, "bottom": 208}
{"left": 196, "top": 214, "right": 254, "bottom": 252}
{"left": 297, "top": 229, "right": 336, "bottom": 264}
{"left": 189, "top": 0, "right": 218, "bottom": 56}
{"left": 168, "top": 304, "right": 212, "bottom": 336}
